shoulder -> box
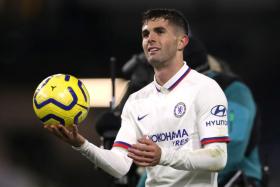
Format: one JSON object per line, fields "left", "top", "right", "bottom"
{"left": 190, "top": 70, "right": 223, "bottom": 92}
{"left": 187, "top": 71, "right": 227, "bottom": 111}
{"left": 127, "top": 82, "right": 155, "bottom": 102}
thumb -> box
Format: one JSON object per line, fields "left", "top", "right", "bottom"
{"left": 72, "top": 124, "right": 78, "bottom": 137}
{"left": 138, "top": 135, "right": 152, "bottom": 144}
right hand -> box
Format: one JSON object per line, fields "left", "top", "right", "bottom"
{"left": 44, "top": 124, "right": 85, "bottom": 147}
{"left": 127, "top": 136, "right": 162, "bottom": 167}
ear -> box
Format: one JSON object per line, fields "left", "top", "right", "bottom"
{"left": 178, "top": 35, "right": 189, "bottom": 51}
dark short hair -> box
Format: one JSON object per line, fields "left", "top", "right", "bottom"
{"left": 142, "top": 8, "right": 189, "bottom": 35}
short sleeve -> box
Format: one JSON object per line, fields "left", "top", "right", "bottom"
{"left": 196, "top": 80, "right": 230, "bottom": 145}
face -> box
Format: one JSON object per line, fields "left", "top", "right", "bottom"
{"left": 142, "top": 18, "right": 185, "bottom": 68}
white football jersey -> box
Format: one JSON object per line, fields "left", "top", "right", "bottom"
{"left": 113, "top": 62, "right": 229, "bottom": 187}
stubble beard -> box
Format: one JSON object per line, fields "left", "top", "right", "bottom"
{"left": 147, "top": 56, "right": 166, "bottom": 69}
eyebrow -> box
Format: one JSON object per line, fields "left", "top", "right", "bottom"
{"left": 154, "top": 26, "right": 166, "bottom": 33}
{"left": 142, "top": 26, "right": 167, "bottom": 36}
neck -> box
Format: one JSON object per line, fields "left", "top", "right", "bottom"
{"left": 154, "top": 59, "right": 184, "bottom": 86}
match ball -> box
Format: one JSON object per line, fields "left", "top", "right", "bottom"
{"left": 33, "top": 74, "right": 90, "bottom": 126}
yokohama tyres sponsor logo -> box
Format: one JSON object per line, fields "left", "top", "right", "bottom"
{"left": 149, "top": 129, "right": 189, "bottom": 147}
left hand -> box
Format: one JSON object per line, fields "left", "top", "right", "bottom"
{"left": 127, "top": 136, "right": 161, "bottom": 167}
{"left": 44, "top": 124, "right": 85, "bottom": 147}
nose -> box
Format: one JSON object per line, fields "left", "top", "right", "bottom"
{"left": 147, "top": 32, "right": 157, "bottom": 43}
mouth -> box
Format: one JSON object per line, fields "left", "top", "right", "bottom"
{"left": 148, "top": 47, "right": 160, "bottom": 54}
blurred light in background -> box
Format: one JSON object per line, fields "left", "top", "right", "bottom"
{"left": 80, "top": 78, "right": 128, "bottom": 108}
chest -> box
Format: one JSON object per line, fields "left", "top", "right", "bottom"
{"left": 131, "top": 87, "right": 199, "bottom": 140}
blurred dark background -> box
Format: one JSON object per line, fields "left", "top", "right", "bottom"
{"left": 0, "top": 0, "right": 279, "bottom": 186}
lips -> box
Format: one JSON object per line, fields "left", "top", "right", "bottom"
{"left": 148, "top": 47, "right": 160, "bottom": 54}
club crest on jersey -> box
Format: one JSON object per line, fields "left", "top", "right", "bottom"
{"left": 174, "top": 102, "right": 186, "bottom": 118}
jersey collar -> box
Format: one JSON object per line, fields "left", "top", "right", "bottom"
{"left": 154, "top": 62, "right": 191, "bottom": 93}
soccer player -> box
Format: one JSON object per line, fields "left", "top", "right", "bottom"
{"left": 45, "top": 8, "right": 229, "bottom": 187}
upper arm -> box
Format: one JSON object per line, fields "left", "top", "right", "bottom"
{"left": 196, "top": 80, "right": 230, "bottom": 145}
{"left": 113, "top": 96, "right": 139, "bottom": 150}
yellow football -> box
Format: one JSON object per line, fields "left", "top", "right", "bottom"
{"left": 32, "top": 74, "right": 90, "bottom": 126}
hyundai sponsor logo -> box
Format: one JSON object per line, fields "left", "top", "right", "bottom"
{"left": 211, "top": 105, "right": 227, "bottom": 117}
{"left": 206, "top": 120, "right": 228, "bottom": 127}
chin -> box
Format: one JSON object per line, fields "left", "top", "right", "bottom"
{"left": 148, "top": 58, "right": 163, "bottom": 68}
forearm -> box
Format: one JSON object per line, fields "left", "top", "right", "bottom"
{"left": 159, "top": 143, "right": 227, "bottom": 171}
{"left": 73, "top": 140, "right": 132, "bottom": 178}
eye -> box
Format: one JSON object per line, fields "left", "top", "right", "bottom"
{"left": 142, "top": 30, "right": 149, "bottom": 38}
{"left": 155, "top": 27, "right": 165, "bottom": 34}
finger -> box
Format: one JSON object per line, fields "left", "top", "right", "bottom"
{"left": 54, "top": 125, "right": 73, "bottom": 141}
{"left": 127, "top": 153, "right": 153, "bottom": 163}
{"left": 65, "top": 125, "right": 73, "bottom": 131}
{"left": 138, "top": 137, "right": 153, "bottom": 145}
{"left": 44, "top": 125, "right": 53, "bottom": 132}
{"left": 131, "top": 144, "right": 154, "bottom": 152}
{"left": 72, "top": 124, "right": 78, "bottom": 137}
{"left": 57, "top": 125, "right": 71, "bottom": 139}
{"left": 128, "top": 153, "right": 158, "bottom": 167}
{"left": 50, "top": 125, "right": 66, "bottom": 140}
{"left": 128, "top": 147, "right": 154, "bottom": 158}
{"left": 133, "top": 159, "right": 158, "bottom": 167}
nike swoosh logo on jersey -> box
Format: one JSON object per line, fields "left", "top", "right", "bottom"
{"left": 137, "top": 114, "right": 149, "bottom": 121}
